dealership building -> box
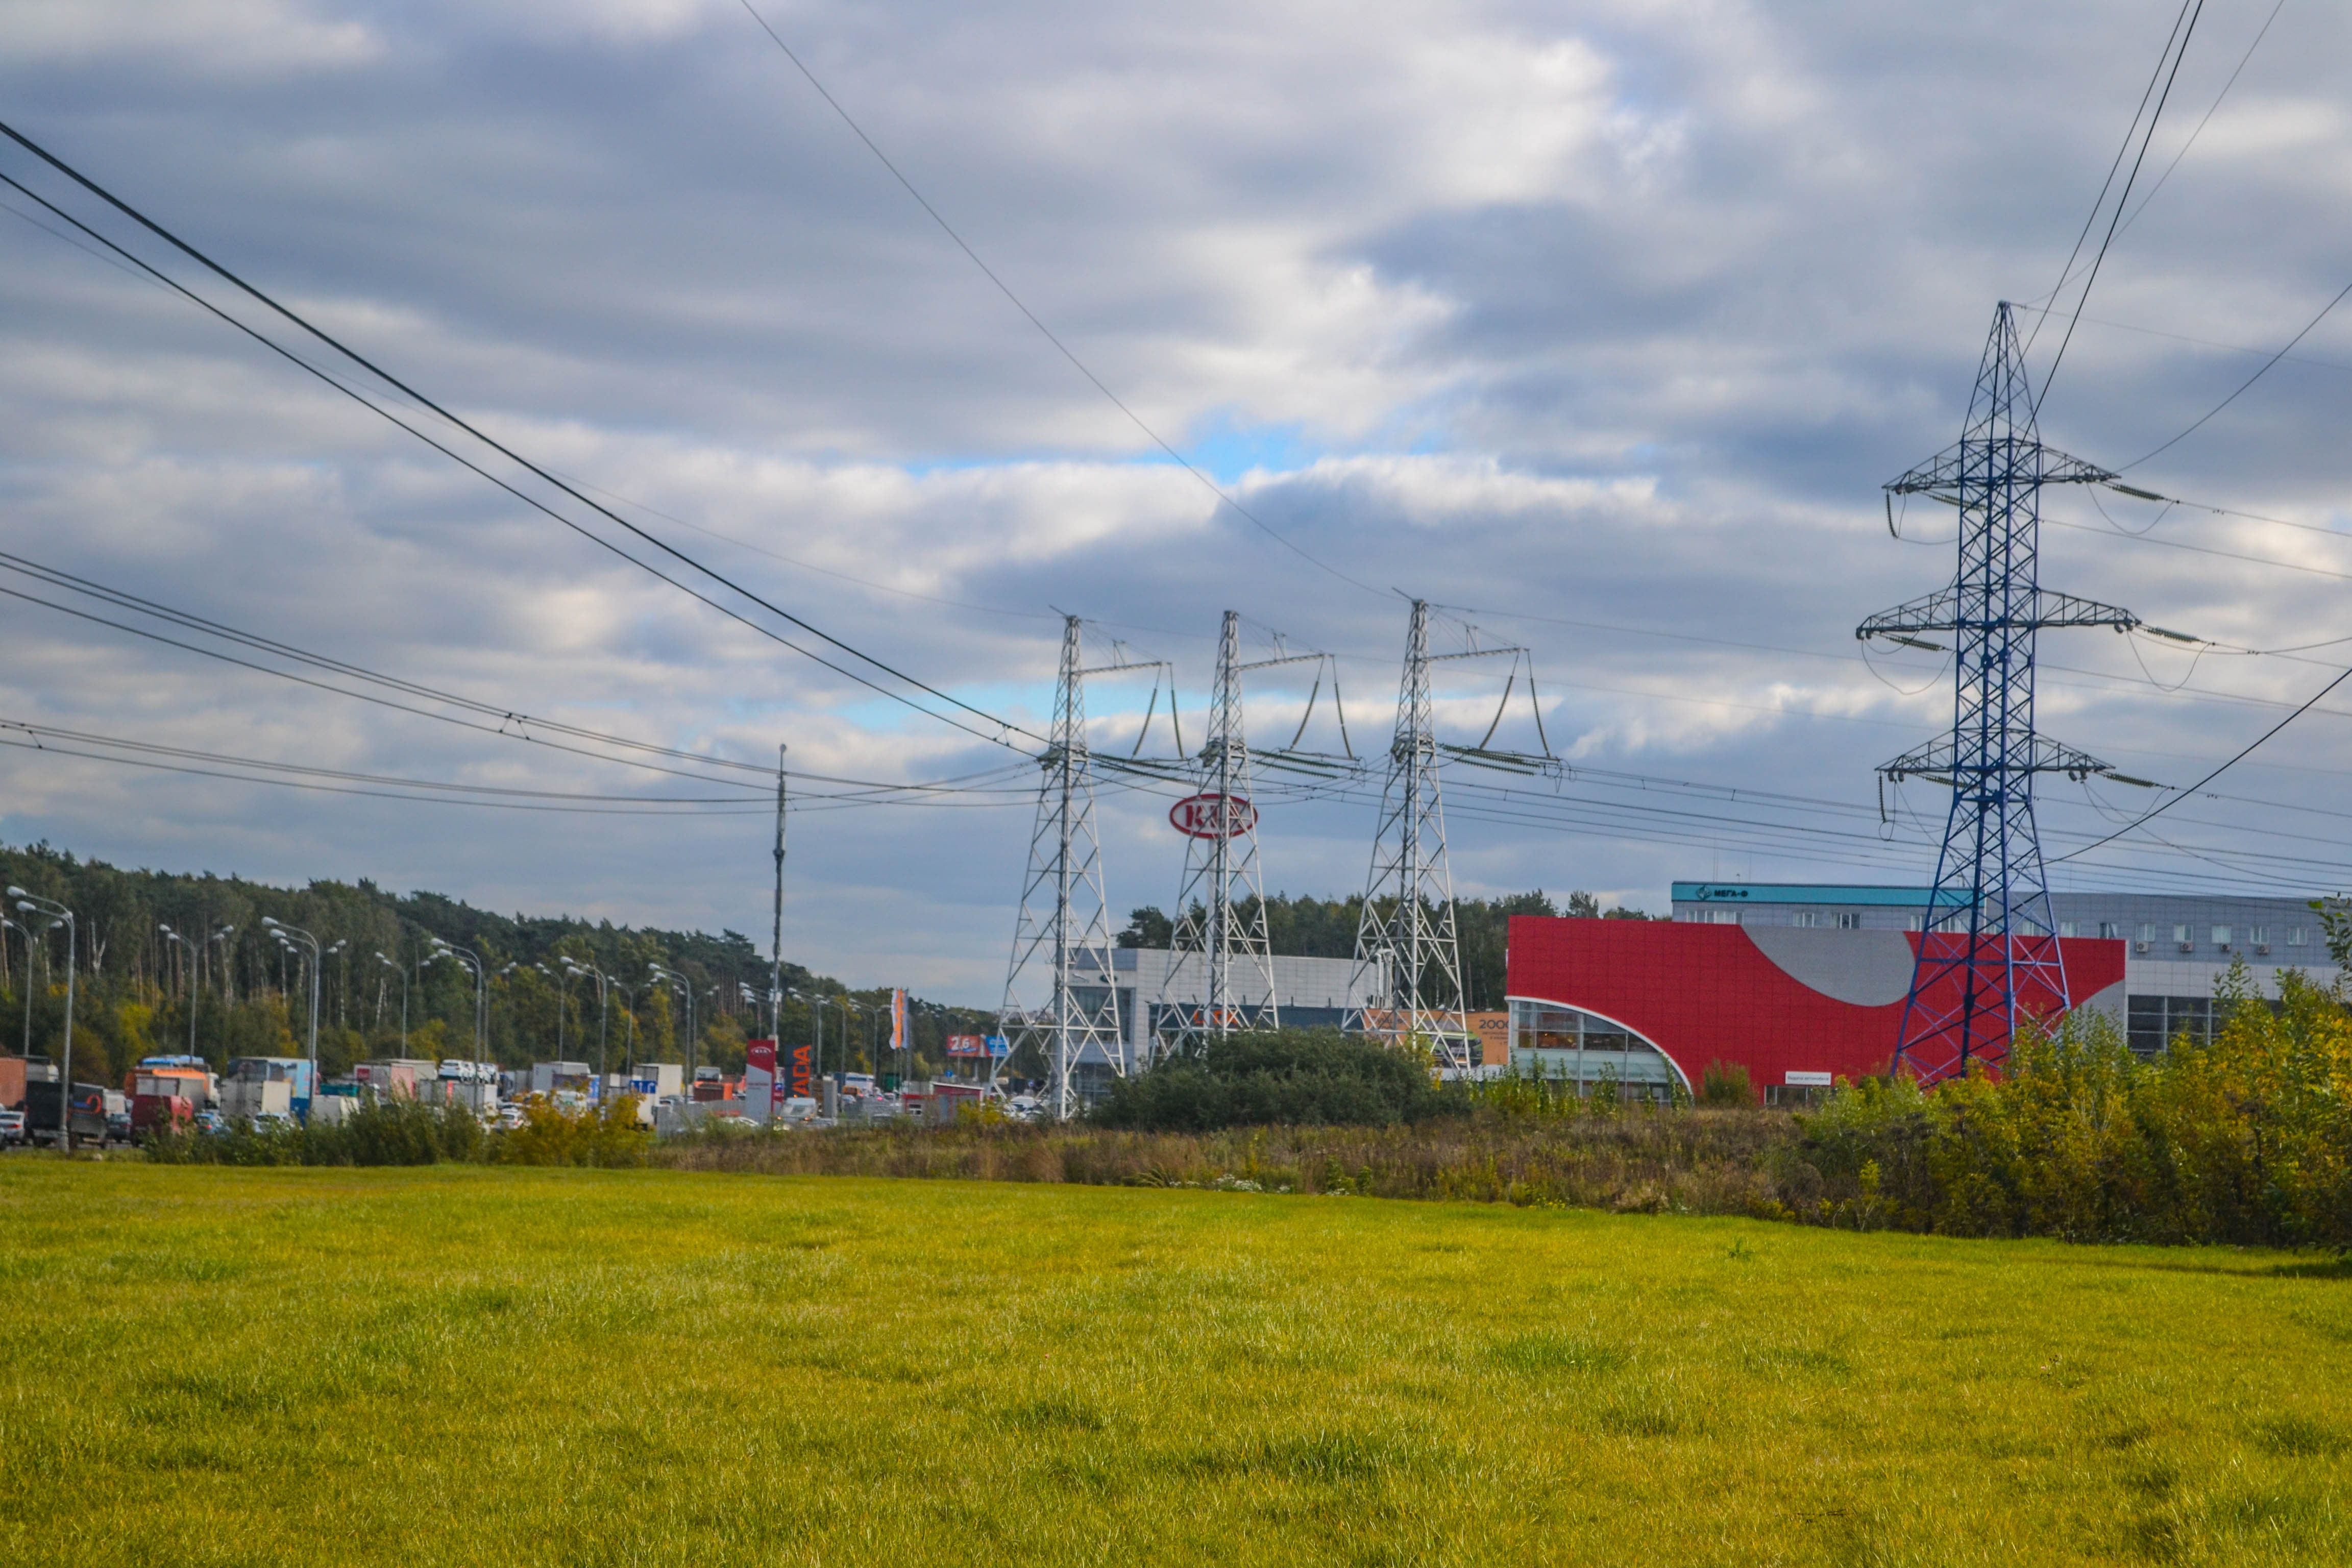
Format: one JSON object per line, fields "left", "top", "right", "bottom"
{"left": 1506, "top": 883, "right": 2339, "bottom": 1101}
{"left": 1065, "top": 946, "right": 1379, "bottom": 1095}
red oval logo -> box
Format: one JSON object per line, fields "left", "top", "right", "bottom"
{"left": 1168, "top": 792, "right": 1258, "bottom": 840}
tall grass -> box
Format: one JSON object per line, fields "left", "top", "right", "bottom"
{"left": 3, "top": 1163, "right": 2348, "bottom": 1566}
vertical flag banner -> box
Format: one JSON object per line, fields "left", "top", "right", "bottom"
{"left": 891, "top": 988, "right": 909, "bottom": 1057}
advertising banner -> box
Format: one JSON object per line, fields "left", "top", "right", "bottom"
{"left": 790, "top": 1043, "right": 813, "bottom": 1099}
{"left": 945, "top": 1034, "right": 988, "bottom": 1058}
{"left": 890, "top": 988, "right": 909, "bottom": 1056}
{"left": 985, "top": 1035, "right": 1011, "bottom": 1058}
{"left": 743, "top": 1039, "right": 777, "bottom": 1120}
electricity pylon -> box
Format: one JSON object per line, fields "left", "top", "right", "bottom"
{"left": 1156, "top": 612, "right": 1331, "bottom": 1059}
{"left": 1351, "top": 599, "right": 1536, "bottom": 1072}
{"left": 1859, "top": 302, "right": 2137, "bottom": 1085}
{"left": 998, "top": 616, "right": 1162, "bottom": 1119}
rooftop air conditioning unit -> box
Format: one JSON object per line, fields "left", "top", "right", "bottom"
{"left": 2133, "top": 941, "right": 2149, "bottom": 954}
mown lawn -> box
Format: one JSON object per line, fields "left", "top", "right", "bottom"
{"left": 3, "top": 1163, "right": 2347, "bottom": 1566}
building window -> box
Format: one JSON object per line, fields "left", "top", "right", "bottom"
{"left": 2138, "top": 924, "right": 2157, "bottom": 944}
{"left": 2098, "top": 922, "right": 2119, "bottom": 940}
{"left": 1905, "top": 915, "right": 1924, "bottom": 932}
{"left": 1834, "top": 912, "right": 1863, "bottom": 930}
{"left": 1792, "top": 911, "right": 1822, "bottom": 928}
{"left": 2213, "top": 926, "right": 2233, "bottom": 948}
{"left": 2059, "top": 921, "right": 2076, "bottom": 938}
{"left": 2173, "top": 925, "right": 2193, "bottom": 946}
{"left": 1706, "top": 909, "right": 1741, "bottom": 925}
{"left": 2289, "top": 928, "right": 2309, "bottom": 948}
{"left": 2128, "top": 995, "right": 2213, "bottom": 1057}
{"left": 1506, "top": 999, "right": 1687, "bottom": 1101}
{"left": 2250, "top": 925, "right": 2269, "bottom": 947}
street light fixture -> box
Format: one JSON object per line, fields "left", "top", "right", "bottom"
{"left": 159, "top": 922, "right": 237, "bottom": 1059}
{"left": 11, "top": 888, "right": 76, "bottom": 1150}
{"left": 427, "top": 938, "right": 487, "bottom": 1058}
{"left": 560, "top": 960, "right": 614, "bottom": 1088}
{"left": 374, "top": 951, "right": 409, "bottom": 1053}
{"left": 648, "top": 963, "right": 697, "bottom": 1085}
{"left": 262, "top": 918, "right": 333, "bottom": 1110}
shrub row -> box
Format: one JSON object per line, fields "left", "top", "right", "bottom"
{"left": 141, "top": 1096, "right": 649, "bottom": 1168}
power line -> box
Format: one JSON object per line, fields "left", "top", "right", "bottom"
{"left": 2121, "top": 276, "right": 2352, "bottom": 469}
{"left": 0, "top": 552, "right": 1048, "bottom": 801}
{"left": 2035, "top": 0, "right": 2208, "bottom": 405}
{"left": 2050, "top": 663, "right": 2352, "bottom": 865}
{"left": 729, "top": 1, "right": 1384, "bottom": 598}
{"left": 0, "top": 120, "right": 1042, "bottom": 753}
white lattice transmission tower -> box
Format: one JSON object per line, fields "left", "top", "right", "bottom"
{"left": 997, "top": 615, "right": 1126, "bottom": 1119}
{"left": 1351, "top": 599, "right": 1474, "bottom": 1069}
{"left": 1156, "top": 611, "right": 1288, "bottom": 1058}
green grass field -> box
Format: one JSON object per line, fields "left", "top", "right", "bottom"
{"left": 5, "top": 1164, "right": 2348, "bottom": 1565}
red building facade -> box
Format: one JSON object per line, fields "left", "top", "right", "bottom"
{"left": 1504, "top": 916, "right": 2127, "bottom": 1100}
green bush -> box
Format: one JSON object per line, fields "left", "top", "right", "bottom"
{"left": 148, "top": 1097, "right": 492, "bottom": 1167}
{"left": 1697, "top": 1061, "right": 1755, "bottom": 1108}
{"left": 1791, "top": 964, "right": 2352, "bottom": 1246}
{"left": 1090, "top": 1028, "right": 1460, "bottom": 1131}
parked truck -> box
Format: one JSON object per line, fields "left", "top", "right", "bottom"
{"left": 24, "top": 1080, "right": 110, "bottom": 1146}
{"left": 0, "top": 1054, "right": 59, "bottom": 1112}
{"left": 129, "top": 1064, "right": 213, "bottom": 1138}
{"left": 222, "top": 1057, "right": 312, "bottom": 1123}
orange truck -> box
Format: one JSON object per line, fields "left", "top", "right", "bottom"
{"left": 129, "top": 1064, "right": 214, "bottom": 1137}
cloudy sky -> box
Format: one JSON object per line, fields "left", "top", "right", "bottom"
{"left": 2, "top": 0, "right": 2348, "bottom": 999}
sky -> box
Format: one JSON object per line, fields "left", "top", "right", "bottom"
{"left": 2, "top": 0, "right": 2349, "bottom": 1001}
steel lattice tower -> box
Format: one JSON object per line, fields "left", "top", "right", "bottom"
{"left": 1157, "top": 611, "right": 1285, "bottom": 1058}
{"left": 998, "top": 616, "right": 1128, "bottom": 1119}
{"left": 1859, "top": 303, "right": 2137, "bottom": 1084}
{"left": 1351, "top": 599, "right": 1475, "bottom": 1071}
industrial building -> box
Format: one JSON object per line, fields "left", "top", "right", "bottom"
{"left": 1506, "top": 882, "right": 2341, "bottom": 1101}
{"left": 1066, "top": 947, "right": 1378, "bottom": 1095}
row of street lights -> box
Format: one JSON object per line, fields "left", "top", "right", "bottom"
{"left": 0, "top": 889, "right": 936, "bottom": 1125}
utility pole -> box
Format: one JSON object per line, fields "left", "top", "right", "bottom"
{"left": 771, "top": 743, "right": 787, "bottom": 1046}
{"left": 1860, "top": 302, "right": 2137, "bottom": 1084}
{"left": 998, "top": 616, "right": 1147, "bottom": 1119}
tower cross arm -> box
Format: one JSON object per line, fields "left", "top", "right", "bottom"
{"left": 1878, "top": 732, "right": 2113, "bottom": 783}
{"left": 1884, "top": 442, "right": 2118, "bottom": 496}
{"left": 1857, "top": 586, "right": 2138, "bottom": 638}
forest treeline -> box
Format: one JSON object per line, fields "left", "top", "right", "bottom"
{"left": 0, "top": 841, "right": 992, "bottom": 1087}
{"left": 1118, "top": 889, "right": 1660, "bottom": 1009}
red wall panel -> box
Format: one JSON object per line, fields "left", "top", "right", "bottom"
{"left": 1505, "top": 917, "right": 2126, "bottom": 1090}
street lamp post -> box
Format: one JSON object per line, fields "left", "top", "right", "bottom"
{"left": 562, "top": 961, "right": 613, "bottom": 1088}
{"left": 374, "top": 951, "right": 409, "bottom": 1052}
{"left": 9, "top": 890, "right": 75, "bottom": 1150}
{"left": 428, "top": 939, "right": 487, "bottom": 1059}
{"left": 157, "top": 922, "right": 230, "bottom": 1057}
{"left": 648, "top": 964, "right": 696, "bottom": 1085}
{"left": 263, "top": 919, "right": 340, "bottom": 1111}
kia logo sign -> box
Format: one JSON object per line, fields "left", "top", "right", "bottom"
{"left": 1169, "top": 792, "right": 1257, "bottom": 840}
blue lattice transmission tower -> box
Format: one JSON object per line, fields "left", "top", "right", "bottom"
{"left": 1857, "top": 304, "right": 2138, "bottom": 1084}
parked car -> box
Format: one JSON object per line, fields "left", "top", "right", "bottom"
{"left": 0, "top": 1108, "right": 24, "bottom": 1146}
{"left": 107, "top": 1109, "right": 133, "bottom": 1145}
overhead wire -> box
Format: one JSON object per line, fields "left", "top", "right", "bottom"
{"left": 2120, "top": 275, "right": 2352, "bottom": 470}
{"left": 2033, "top": 0, "right": 2208, "bottom": 405}
{"left": 728, "top": 0, "right": 1385, "bottom": 598}
{"left": 0, "top": 120, "right": 1042, "bottom": 753}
